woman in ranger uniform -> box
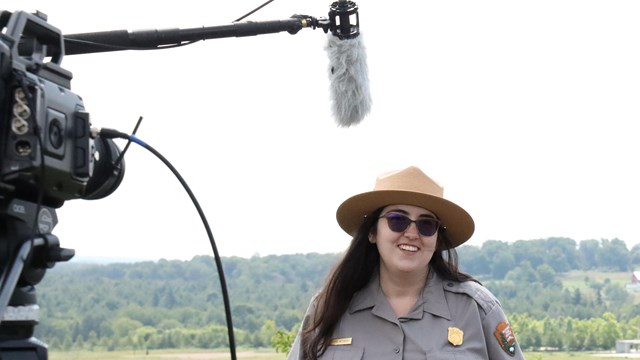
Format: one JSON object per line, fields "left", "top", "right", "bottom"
{"left": 288, "top": 166, "right": 524, "bottom": 360}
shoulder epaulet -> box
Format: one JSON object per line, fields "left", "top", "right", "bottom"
{"left": 442, "top": 280, "right": 500, "bottom": 315}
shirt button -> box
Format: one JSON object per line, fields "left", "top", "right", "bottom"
{"left": 447, "top": 282, "right": 455, "bottom": 287}
{"left": 394, "top": 347, "right": 400, "bottom": 354}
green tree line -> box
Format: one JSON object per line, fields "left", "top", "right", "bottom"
{"left": 28, "top": 237, "right": 640, "bottom": 352}
{"left": 457, "top": 237, "right": 640, "bottom": 277}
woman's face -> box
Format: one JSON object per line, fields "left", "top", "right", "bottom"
{"left": 372, "top": 204, "right": 439, "bottom": 277}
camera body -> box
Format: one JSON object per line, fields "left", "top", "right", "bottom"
{"left": 0, "top": 12, "right": 125, "bottom": 356}
{"left": 0, "top": 10, "right": 96, "bottom": 208}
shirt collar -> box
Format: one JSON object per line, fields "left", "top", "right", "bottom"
{"left": 349, "top": 271, "right": 384, "bottom": 314}
{"left": 419, "top": 271, "right": 452, "bottom": 320}
{"left": 348, "top": 269, "right": 452, "bottom": 320}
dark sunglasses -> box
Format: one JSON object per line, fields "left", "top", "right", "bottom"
{"left": 378, "top": 213, "right": 441, "bottom": 237}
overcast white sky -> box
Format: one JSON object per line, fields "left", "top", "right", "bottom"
{"left": 4, "top": 0, "right": 640, "bottom": 261}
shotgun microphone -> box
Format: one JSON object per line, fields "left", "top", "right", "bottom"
{"left": 325, "top": 0, "right": 371, "bottom": 127}
{"left": 59, "top": 2, "right": 371, "bottom": 127}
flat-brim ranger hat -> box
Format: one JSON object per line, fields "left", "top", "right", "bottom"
{"left": 336, "top": 166, "right": 475, "bottom": 248}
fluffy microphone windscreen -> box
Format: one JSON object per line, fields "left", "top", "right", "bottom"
{"left": 325, "top": 33, "right": 372, "bottom": 127}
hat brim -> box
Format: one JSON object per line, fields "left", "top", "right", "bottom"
{"left": 336, "top": 190, "right": 475, "bottom": 248}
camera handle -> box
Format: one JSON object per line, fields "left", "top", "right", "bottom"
{"left": 0, "top": 199, "right": 75, "bottom": 359}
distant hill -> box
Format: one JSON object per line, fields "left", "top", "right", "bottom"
{"left": 25, "top": 238, "right": 640, "bottom": 351}
{"left": 71, "top": 255, "right": 153, "bottom": 264}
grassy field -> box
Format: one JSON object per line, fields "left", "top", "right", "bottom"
{"left": 559, "top": 271, "right": 631, "bottom": 290}
{"left": 49, "top": 349, "right": 286, "bottom": 360}
{"left": 47, "top": 349, "right": 640, "bottom": 360}
{"left": 558, "top": 270, "right": 640, "bottom": 303}
{"left": 526, "top": 351, "right": 640, "bottom": 359}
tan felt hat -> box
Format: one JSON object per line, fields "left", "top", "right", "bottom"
{"left": 336, "top": 166, "right": 474, "bottom": 247}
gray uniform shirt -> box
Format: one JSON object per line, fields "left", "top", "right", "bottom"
{"left": 288, "top": 271, "right": 524, "bottom": 360}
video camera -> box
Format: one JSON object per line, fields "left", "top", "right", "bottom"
{"left": 0, "top": 10, "right": 125, "bottom": 359}
{"left": 0, "top": 3, "right": 361, "bottom": 358}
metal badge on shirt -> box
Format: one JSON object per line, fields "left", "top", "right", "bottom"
{"left": 448, "top": 327, "right": 464, "bottom": 346}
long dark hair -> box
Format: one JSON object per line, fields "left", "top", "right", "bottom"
{"left": 301, "top": 207, "right": 475, "bottom": 359}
